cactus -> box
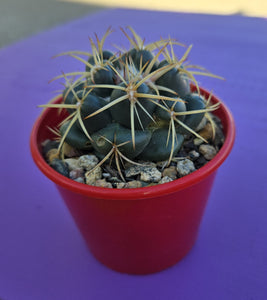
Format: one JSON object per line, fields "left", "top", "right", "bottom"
{"left": 40, "top": 27, "right": 223, "bottom": 181}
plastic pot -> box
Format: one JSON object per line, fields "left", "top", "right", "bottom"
{"left": 30, "top": 87, "right": 235, "bottom": 274}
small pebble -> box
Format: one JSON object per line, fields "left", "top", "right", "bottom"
{"left": 74, "top": 177, "right": 84, "bottom": 184}
{"left": 94, "top": 179, "right": 113, "bottom": 188}
{"left": 104, "top": 165, "right": 119, "bottom": 178}
{"left": 194, "top": 138, "right": 205, "bottom": 146}
{"left": 183, "top": 139, "right": 197, "bottom": 152}
{"left": 198, "top": 122, "right": 214, "bottom": 141}
{"left": 199, "top": 144, "right": 217, "bottom": 160}
{"left": 46, "top": 148, "right": 59, "bottom": 163}
{"left": 156, "top": 160, "right": 169, "bottom": 169}
{"left": 117, "top": 180, "right": 143, "bottom": 189}
{"left": 177, "top": 159, "right": 196, "bottom": 177}
{"left": 125, "top": 165, "right": 144, "bottom": 177}
{"left": 64, "top": 158, "right": 80, "bottom": 171}
{"left": 116, "top": 182, "right": 126, "bottom": 189}
{"left": 69, "top": 168, "right": 84, "bottom": 180}
{"left": 189, "top": 150, "right": 200, "bottom": 161}
{"left": 125, "top": 163, "right": 157, "bottom": 178}
{"left": 102, "top": 172, "right": 111, "bottom": 179}
{"left": 42, "top": 139, "right": 59, "bottom": 156}
{"left": 159, "top": 176, "right": 173, "bottom": 184}
{"left": 195, "top": 156, "right": 207, "bottom": 169}
{"left": 162, "top": 166, "right": 177, "bottom": 180}
{"left": 124, "top": 161, "right": 156, "bottom": 169}
{"left": 63, "top": 143, "right": 82, "bottom": 158}
{"left": 78, "top": 155, "right": 99, "bottom": 171}
{"left": 195, "top": 116, "right": 207, "bottom": 132}
{"left": 140, "top": 167, "right": 162, "bottom": 183}
{"left": 108, "top": 176, "right": 122, "bottom": 183}
{"left": 128, "top": 180, "right": 144, "bottom": 188}
{"left": 85, "top": 167, "right": 102, "bottom": 185}
{"left": 50, "top": 159, "right": 69, "bottom": 177}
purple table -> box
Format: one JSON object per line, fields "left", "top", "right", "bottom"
{"left": 1, "top": 8, "right": 267, "bottom": 300}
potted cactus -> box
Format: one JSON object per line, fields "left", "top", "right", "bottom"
{"left": 30, "top": 27, "right": 235, "bottom": 274}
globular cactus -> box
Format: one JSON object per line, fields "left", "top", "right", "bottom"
{"left": 41, "top": 27, "right": 222, "bottom": 180}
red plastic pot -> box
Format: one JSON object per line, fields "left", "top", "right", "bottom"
{"left": 30, "top": 87, "right": 235, "bottom": 274}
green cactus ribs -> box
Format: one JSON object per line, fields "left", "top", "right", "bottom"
{"left": 39, "top": 26, "right": 224, "bottom": 183}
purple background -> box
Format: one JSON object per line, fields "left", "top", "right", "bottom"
{"left": 1, "top": 8, "right": 267, "bottom": 300}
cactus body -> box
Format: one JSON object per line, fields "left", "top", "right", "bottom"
{"left": 91, "top": 123, "right": 152, "bottom": 159}
{"left": 178, "top": 93, "right": 206, "bottom": 134}
{"left": 109, "top": 82, "right": 157, "bottom": 130}
{"left": 78, "top": 92, "right": 112, "bottom": 133}
{"left": 60, "top": 121, "right": 91, "bottom": 150}
{"left": 44, "top": 27, "right": 221, "bottom": 179}
{"left": 155, "top": 98, "right": 187, "bottom": 122}
{"left": 134, "top": 49, "right": 158, "bottom": 72}
{"left": 138, "top": 128, "right": 184, "bottom": 161}
{"left": 156, "top": 60, "right": 190, "bottom": 98}
{"left": 63, "top": 82, "right": 85, "bottom": 114}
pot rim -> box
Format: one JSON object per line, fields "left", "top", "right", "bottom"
{"left": 30, "top": 87, "right": 235, "bottom": 200}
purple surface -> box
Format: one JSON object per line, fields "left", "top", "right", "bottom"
{"left": 0, "top": 8, "right": 267, "bottom": 300}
